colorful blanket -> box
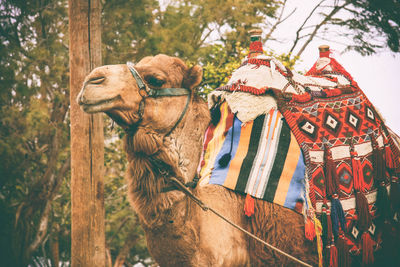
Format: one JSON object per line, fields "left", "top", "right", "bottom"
{"left": 277, "top": 85, "right": 400, "bottom": 258}
{"left": 199, "top": 102, "right": 307, "bottom": 211}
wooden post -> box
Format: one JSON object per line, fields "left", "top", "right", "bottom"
{"left": 69, "top": 0, "right": 105, "bottom": 266}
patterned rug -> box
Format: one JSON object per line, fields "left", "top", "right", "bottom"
{"left": 199, "top": 102, "right": 307, "bottom": 211}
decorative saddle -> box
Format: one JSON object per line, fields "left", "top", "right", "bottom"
{"left": 198, "top": 33, "right": 400, "bottom": 266}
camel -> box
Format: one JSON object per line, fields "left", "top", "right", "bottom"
{"left": 77, "top": 54, "right": 318, "bottom": 266}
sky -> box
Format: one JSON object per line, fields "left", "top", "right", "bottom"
{"left": 265, "top": 1, "right": 400, "bottom": 135}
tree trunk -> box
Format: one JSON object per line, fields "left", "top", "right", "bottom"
{"left": 69, "top": 0, "right": 105, "bottom": 266}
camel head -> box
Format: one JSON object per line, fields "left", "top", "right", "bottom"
{"left": 77, "top": 54, "right": 203, "bottom": 134}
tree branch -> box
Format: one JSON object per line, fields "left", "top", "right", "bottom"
{"left": 265, "top": 0, "right": 296, "bottom": 42}
{"left": 289, "top": 0, "right": 326, "bottom": 54}
{"left": 295, "top": 2, "right": 350, "bottom": 57}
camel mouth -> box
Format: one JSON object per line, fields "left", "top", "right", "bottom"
{"left": 79, "top": 95, "right": 122, "bottom": 113}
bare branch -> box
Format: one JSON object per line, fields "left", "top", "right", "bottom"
{"left": 289, "top": 0, "right": 326, "bottom": 54}
{"left": 265, "top": 0, "right": 297, "bottom": 41}
{"left": 295, "top": 2, "right": 350, "bottom": 57}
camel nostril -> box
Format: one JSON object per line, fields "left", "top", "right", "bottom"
{"left": 88, "top": 76, "right": 105, "bottom": 84}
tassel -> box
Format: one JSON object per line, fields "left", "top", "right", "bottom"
{"left": 324, "top": 146, "right": 339, "bottom": 197}
{"left": 321, "top": 204, "right": 329, "bottom": 246}
{"left": 305, "top": 217, "right": 316, "bottom": 241}
{"left": 210, "top": 103, "right": 221, "bottom": 125}
{"left": 376, "top": 182, "right": 391, "bottom": 221}
{"left": 244, "top": 194, "right": 254, "bottom": 217}
{"left": 336, "top": 232, "right": 351, "bottom": 267}
{"left": 351, "top": 150, "right": 364, "bottom": 191}
{"left": 331, "top": 195, "right": 347, "bottom": 238}
{"left": 384, "top": 137, "right": 394, "bottom": 170}
{"left": 355, "top": 190, "right": 372, "bottom": 232}
{"left": 371, "top": 135, "right": 386, "bottom": 183}
{"left": 361, "top": 232, "right": 374, "bottom": 265}
{"left": 314, "top": 217, "right": 324, "bottom": 267}
{"left": 390, "top": 176, "right": 400, "bottom": 218}
{"left": 329, "top": 243, "right": 338, "bottom": 267}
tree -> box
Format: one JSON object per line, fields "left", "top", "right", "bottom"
{"left": 285, "top": 0, "right": 400, "bottom": 57}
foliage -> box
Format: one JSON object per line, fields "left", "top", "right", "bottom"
{"left": 345, "top": 0, "right": 400, "bottom": 54}
{"left": 0, "top": 0, "right": 399, "bottom": 266}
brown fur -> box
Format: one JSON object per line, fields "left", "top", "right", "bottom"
{"left": 78, "top": 54, "right": 319, "bottom": 266}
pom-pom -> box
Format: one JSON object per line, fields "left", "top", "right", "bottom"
{"left": 210, "top": 103, "right": 221, "bottom": 125}
{"left": 244, "top": 194, "right": 255, "bottom": 217}
{"left": 218, "top": 153, "right": 231, "bottom": 168}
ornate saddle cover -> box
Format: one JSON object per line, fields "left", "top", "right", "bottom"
{"left": 198, "top": 47, "right": 400, "bottom": 265}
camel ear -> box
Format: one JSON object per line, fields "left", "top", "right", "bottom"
{"left": 183, "top": 65, "right": 203, "bottom": 90}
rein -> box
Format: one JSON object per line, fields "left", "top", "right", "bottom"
{"left": 126, "top": 62, "right": 191, "bottom": 136}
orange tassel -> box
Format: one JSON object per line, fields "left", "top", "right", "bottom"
{"left": 244, "top": 194, "right": 255, "bottom": 217}
{"left": 361, "top": 232, "right": 374, "bottom": 265}
{"left": 305, "top": 217, "right": 316, "bottom": 241}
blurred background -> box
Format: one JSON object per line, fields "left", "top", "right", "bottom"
{"left": 0, "top": 0, "right": 399, "bottom": 266}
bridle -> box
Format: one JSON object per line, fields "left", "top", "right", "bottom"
{"left": 126, "top": 62, "right": 191, "bottom": 136}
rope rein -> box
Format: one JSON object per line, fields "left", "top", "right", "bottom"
{"left": 169, "top": 177, "right": 313, "bottom": 267}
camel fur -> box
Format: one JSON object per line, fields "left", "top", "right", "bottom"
{"left": 77, "top": 54, "right": 318, "bottom": 266}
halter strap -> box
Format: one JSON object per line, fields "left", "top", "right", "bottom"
{"left": 126, "top": 62, "right": 192, "bottom": 136}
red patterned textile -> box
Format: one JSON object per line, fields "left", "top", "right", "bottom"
{"left": 277, "top": 86, "right": 400, "bottom": 260}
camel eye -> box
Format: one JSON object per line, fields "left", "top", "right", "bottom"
{"left": 145, "top": 76, "right": 165, "bottom": 87}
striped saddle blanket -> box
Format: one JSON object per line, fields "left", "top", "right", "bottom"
{"left": 198, "top": 101, "right": 308, "bottom": 211}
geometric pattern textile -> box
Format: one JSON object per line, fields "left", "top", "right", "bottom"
{"left": 278, "top": 87, "right": 399, "bottom": 254}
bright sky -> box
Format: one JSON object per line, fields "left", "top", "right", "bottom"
{"left": 265, "top": 0, "right": 400, "bottom": 135}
